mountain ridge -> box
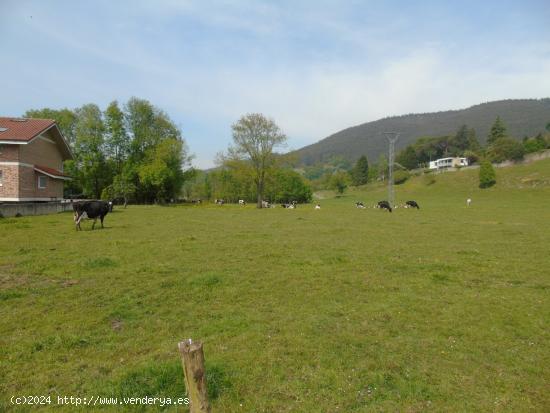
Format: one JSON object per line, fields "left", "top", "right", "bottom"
{"left": 292, "top": 98, "right": 550, "bottom": 165}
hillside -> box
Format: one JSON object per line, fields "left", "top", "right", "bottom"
{"left": 293, "top": 98, "right": 550, "bottom": 165}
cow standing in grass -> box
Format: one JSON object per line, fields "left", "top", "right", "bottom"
{"left": 73, "top": 201, "right": 110, "bottom": 231}
{"left": 377, "top": 200, "right": 392, "bottom": 212}
{"left": 405, "top": 200, "right": 420, "bottom": 209}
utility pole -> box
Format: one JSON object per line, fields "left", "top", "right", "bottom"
{"left": 383, "top": 132, "right": 400, "bottom": 208}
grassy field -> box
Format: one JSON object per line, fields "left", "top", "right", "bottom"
{"left": 1, "top": 160, "right": 549, "bottom": 412}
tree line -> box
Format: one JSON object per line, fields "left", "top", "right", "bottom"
{"left": 26, "top": 98, "right": 191, "bottom": 204}
{"left": 395, "top": 116, "right": 550, "bottom": 170}
{"left": 298, "top": 116, "right": 550, "bottom": 195}
{"left": 26, "top": 106, "right": 312, "bottom": 206}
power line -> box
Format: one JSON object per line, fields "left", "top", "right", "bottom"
{"left": 383, "top": 132, "right": 400, "bottom": 208}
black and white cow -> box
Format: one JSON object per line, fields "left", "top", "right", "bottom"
{"left": 215, "top": 199, "right": 225, "bottom": 205}
{"left": 261, "top": 200, "right": 271, "bottom": 208}
{"left": 377, "top": 200, "right": 392, "bottom": 212}
{"left": 355, "top": 201, "right": 366, "bottom": 209}
{"left": 405, "top": 200, "right": 420, "bottom": 209}
{"left": 238, "top": 199, "right": 246, "bottom": 206}
{"left": 73, "top": 200, "right": 110, "bottom": 231}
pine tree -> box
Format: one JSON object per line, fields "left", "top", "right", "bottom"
{"left": 467, "top": 127, "right": 481, "bottom": 151}
{"left": 479, "top": 160, "right": 496, "bottom": 188}
{"left": 453, "top": 125, "right": 469, "bottom": 151}
{"left": 487, "top": 116, "right": 507, "bottom": 144}
{"left": 352, "top": 155, "right": 369, "bottom": 186}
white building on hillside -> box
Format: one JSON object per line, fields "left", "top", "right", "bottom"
{"left": 429, "top": 157, "right": 469, "bottom": 170}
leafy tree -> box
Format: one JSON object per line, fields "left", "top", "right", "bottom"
{"left": 25, "top": 107, "right": 77, "bottom": 146}
{"left": 125, "top": 97, "right": 181, "bottom": 162}
{"left": 73, "top": 104, "right": 113, "bottom": 199}
{"left": 329, "top": 170, "right": 350, "bottom": 194}
{"left": 351, "top": 155, "right": 369, "bottom": 185}
{"left": 101, "top": 173, "right": 136, "bottom": 207}
{"left": 267, "top": 169, "right": 312, "bottom": 203}
{"left": 487, "top": 116, "right": 507, "bottom": 144}
{"left": 463, "top": 150, "right": 480, "bottom": 164}
{"left": 26, "top": 98, "right": 191, "bottom": 202}
{"left": 138, "top": 138, "right": 187, "bottom": 202}
{"left": 523, "top": 134, "right": 547, "bottom": 153}
{"left": 396, "top": 146, "right": 418, "bottom": 170}
{"left": 104, "top": 100, "right": 129, "bottom": 173}
{"left": 487, "top": 138, "right": 524, "bottom": 163}
{"left": 479, "top": 160, "right": 496, "bottom": 188}
{"left": 228, "top": 113, "right": 287, "bottom": 208}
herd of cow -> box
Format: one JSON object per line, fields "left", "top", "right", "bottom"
{"left": 355, "top": 200, "right": 420, "bottom": 212}
{"left": 71, "top": 198, "right": 421, "bottom": 230}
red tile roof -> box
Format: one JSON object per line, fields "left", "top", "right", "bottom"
{"left": 0, "top": 117, "right": 55, "bottom": 142}
{"left": 34, "top": 165, "right": 71, "bottom": 179}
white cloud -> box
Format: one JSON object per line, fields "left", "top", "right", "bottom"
{"left": 2, "top": 1, "right": 549, "bottom": 169}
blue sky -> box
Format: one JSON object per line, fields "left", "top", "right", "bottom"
{"left": 1, "top": 0, "right": 549, "bottom": 168}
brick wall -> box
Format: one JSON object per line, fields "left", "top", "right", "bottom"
{"left": 18, "top": 166, "right": 63, "bottom": 199}
{"left": 19, "top": 132, "right": 64, "bottom": 171}
{"left": 0, "top": 144, "right": 20, "bottom": 162}
{"left": 0, "top": 165, "right": 19, "bottom": 198}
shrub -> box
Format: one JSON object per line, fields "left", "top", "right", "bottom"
{"left": 393, "top": 170, "right": 410, "bottom": 185}
{"left": 523, "top": 136, "right": 546, "bottom": 154}
{"left": 329, "top": 170, "right": 351, "bottom": 194}
{"left": 479, "top": 160, "right": 496, "bottom": 188}
{"left": 487, "top": 138, "right": 525, "bottom": 163}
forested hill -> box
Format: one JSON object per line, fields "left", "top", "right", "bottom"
{"left": 293, "top": 99, "right": 550, "bottom": 165}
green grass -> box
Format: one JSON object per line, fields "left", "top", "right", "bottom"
{"left": 1, "top": 160, "right": 550, "bottom": 412}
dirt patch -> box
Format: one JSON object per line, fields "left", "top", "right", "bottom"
{"left": 111, "top": 319, "right": 124, "bottom": 331}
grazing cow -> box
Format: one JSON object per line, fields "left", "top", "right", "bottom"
{"left": 193, "top": 199, "right": 202, "bottom": 205}
{"left": 355, "top": 201, "right": 366, "bottom": 209}
{"left": 238, "top": 199, "right": 246, "bottom": 206}
{"left": 405, "top": 200, "right": 420, "bottom": 209}
{"left": 73, "top": 200, "right": 110, "bottom": 231}
{"left": 282, "top": 201, "right": 297, "bottom": 209}
{"left": 215, "top": 199, "right": 225, "bottom": 205}
{"left": 315, "top": 204, "right": 321, "bottom": 210}
{"left": 377, "top": 200, "right": 392, "bottom": 212}
{"left": 261, "top": 200, "right": 271, "bottom": 208}
{"left": 467, "top": 198, "right": 472, "bottom": 207}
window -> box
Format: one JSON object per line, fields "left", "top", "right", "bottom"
{"left": 38, "top": 175, "right": 47, "bottom": 189}
{"left": 0, "top": 170, "right": 3, "bottom": 186}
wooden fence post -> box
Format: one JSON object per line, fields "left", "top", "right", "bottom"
{"left": 178, "top": 339, "right": 211, "bottom": 413}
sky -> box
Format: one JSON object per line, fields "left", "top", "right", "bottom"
{"left": 1, "top": 0, "right": 549, "bottom": 168}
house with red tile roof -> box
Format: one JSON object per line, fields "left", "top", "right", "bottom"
{"left": 0, "top": 117, "right": 73, "bottom": 202}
